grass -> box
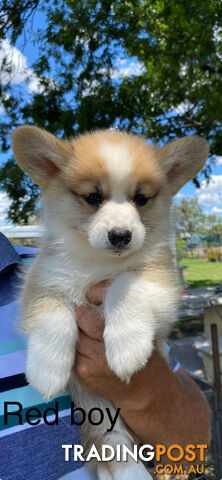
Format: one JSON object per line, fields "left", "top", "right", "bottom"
{"left": 179, "top": 258, "right": 222, "bottom": 288}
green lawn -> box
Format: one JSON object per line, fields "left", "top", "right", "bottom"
{"left": 179, "top": 258, "right": 222, "bottom": 288}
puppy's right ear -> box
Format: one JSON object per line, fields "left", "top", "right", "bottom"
{"left": 12, "top": 126, "right": 73, "bottom": 188}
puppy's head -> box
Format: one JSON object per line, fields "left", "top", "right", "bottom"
{"left": 12, "top": 127, "right": 208, "bottom": 257}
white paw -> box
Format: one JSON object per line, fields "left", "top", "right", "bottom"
{"left": 104, "top": 274, "right": 157, "bottom": 382}
{"left": 26, "top": 355, "right": 72, "bottom": 401}
{"left": 104, "top": 325, "right": 153, "bottom": 383}
{"left": 25, "top": 307, "right": 78, "bottom": 400}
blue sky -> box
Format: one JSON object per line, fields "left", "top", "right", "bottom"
{"left": 0, "top": 6, "right": 222, "bottom": 225}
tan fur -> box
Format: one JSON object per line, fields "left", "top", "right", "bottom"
{"left": 156, "top": 136, "right": 209, "bottom": 195}
{"left": 22, "top": 297, "right": 62, "bottom": 331}
{"left": 20, "top": 258, "right": 67, "bottom": 331}
{"left": 64, "top": 131, "right": 163, "bottom": 208}
{"left": 135, "top": 247, "right": 177, "bottom": 289}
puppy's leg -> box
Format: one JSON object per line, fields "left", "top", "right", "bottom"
{"left": 25, "top": 299, "right": 78, "bottom": 400}
{"left": 104, "top": 273, "right": 176, "bottom": 382}
{"left": 97, "top": 432, "right": 153, "bottom": 480}
{"left": 69, "top": 380, "right": 152, "bottom": 480}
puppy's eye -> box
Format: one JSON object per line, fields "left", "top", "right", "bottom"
{"left": 83, "top": 193, "right": 103, "bottom": 207}
{"left": 133, "top": 194, "right": 150, "bottom": 207}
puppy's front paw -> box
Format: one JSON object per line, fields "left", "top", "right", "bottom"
{"left": 26, "top": 344, "right": 74, "bottom": 401}
{"left": 25, "top": 306, "right": 78, "bottom": 400}
{"left": 26, "top": 357, "right": 71, "bottom": 401}
{"left": 104, "top": 323, "right": 154, "bottom": 383}
{"left": 104, "top": 274, "right": 157, "bottom": 383}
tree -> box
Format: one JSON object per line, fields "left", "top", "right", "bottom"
{"left": 173, "top": 198, "right": 206, "bottom": 239}
{"left": 204, "top": 214, "right": 222, "bottom": 236}
{"left": 173, "top": 198, "right": 222, "bottom": 238}
{"left": 0, "top": 0, "right": 222, "bottom": 222}
{"left": 0, "top": 1, "right": 39, "bottom": 44}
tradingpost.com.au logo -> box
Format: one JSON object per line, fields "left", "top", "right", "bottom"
{"left": 62, "top": 443, "right": 210, "bottom": 476}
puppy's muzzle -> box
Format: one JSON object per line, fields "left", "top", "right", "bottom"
{"left": 108, "top": 228, "right": 132, "bottom": 249}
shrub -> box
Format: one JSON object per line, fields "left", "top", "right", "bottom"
{"left": 206, "top": 247, "right": 222, "bottom": 262}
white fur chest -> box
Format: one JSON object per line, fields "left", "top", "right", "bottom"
{"left": 35, "top": 238, "right": 146, "bottom": 305}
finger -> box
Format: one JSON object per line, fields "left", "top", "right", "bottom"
{"left": 74, "top": 352, "right": 106, "bottom": 381}
{"left": 76, "top": 305, "right": 104, "bottom": 341}
{"left": 76, "top": 330, "right": 105, "bottom": 360}
{"left": 73, "top": 352, "right": 91, "bottom": 380}
{"left": 86, "top": 280, "right": 111, "bottom": 305}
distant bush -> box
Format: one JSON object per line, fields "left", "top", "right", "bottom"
{"left": 206, "top": 247, "right": 222, "bottom": 262}
{"left": 9, "top": 237, "right": 41, "bottom": 247}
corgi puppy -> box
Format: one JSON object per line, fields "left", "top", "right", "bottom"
{"left": 12, "top": 127, "right": 208, "bottom": 480}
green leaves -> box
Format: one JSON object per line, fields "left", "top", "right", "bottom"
{"left": 0, "top": 158, "right": 40, "bottom": 224}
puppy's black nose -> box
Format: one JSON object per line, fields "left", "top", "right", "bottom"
{"left": 108, "top": 228, "right": 132, "bottom": 247}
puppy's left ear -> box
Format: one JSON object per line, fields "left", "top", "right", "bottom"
{"left": 157, "top": 136, "right": 209, "bottom": 196}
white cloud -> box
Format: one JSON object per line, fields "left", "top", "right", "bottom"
{"left": 111, "top": 58, "right": 145, "bottom": 79}
{"left": 198, "top": 191, "right": 220, "bottom": 206}
{"left": 0, "top": 192, "right": 11, "bottom": 224}
{"left": 80, "top": 58, "right": 145, "bottom": 97}
{"left": 216, "top": 156, "right": 222, "bottom": 166}
{"left": 211, "top": 206, "right": 222, "bottom": 214}
{"left": 0, "top": 37, "right": 52, "bottom": 100}
{"left": 0, "top": 37, "right": 31, "bottom": 85}
{"left": 0, "top": 92, "right": 10, "bottom": 115}
{"left": 174, "top": 192, "right": 183, "bottom": 200}
{"left": 92, "top": 58, "right": 145, "bottom": 84}
{"left": 196, "top": 174, "right": 222, "bottom": 208}
{"left": 27, "top": 74, "right": 56, "bottom": 94}
{"left": 27, "top": 75, "right": 45, "bottom": 94}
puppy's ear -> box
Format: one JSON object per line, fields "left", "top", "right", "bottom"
{"left": 12, "top": 126, "right": 73, "bottom": 188}
{"left": 157, "top": 136, "right": 209, "bottom": 196}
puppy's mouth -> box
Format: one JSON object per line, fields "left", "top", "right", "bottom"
{"left": 110, "top": 247, "right": 130, "bottom": 257}
{"left": 114, "top": 249, "right": 124, "bottom": 256}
